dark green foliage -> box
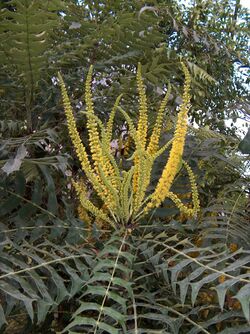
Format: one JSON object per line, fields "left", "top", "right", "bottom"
{"left": 0, "top": 162, "right": 249, "bottom": 331}
{"left": 54, "top": 216, "right": 250, "bottom": 333}
{"left": 0, "top": 0, "right": 65, "bottom": 130}
{"left": 64, "top": 233, "right": 133, "bottom": 333}
{"left": 0, "top": 170, "right": 95, "bottom": 330}
{"left": 0, "top": 0, "right": 62, "bottom": 85}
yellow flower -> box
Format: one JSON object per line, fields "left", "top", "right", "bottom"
{"left": 58, "top": 72, "right": 103, "bottom": 197}
{"left": 144, "top": 62, "right": 191, "bottom": 212}
{"left": 133, "top": 152, "right": 149, "bottom": 211}
{"left": 85, "top": 67, "right": 119, "bottom": 208}
{"left": 182, "top": 161, "right": 200, "bottom": 215}
{"left": 85, "top": 66, "right": 105, "bottom": 176}
{"left": 133, "top": 84, "right": 172, "bottom": 210}
{"left": 58, "top": 72, "right": 92, "bottom": 175}
{"left": 105, "top": 94, "right": 123, "bottom": 145}
{"left": 78, "top": 204, "right": 91, "bottom": 225}
{"left": 73, "top": 180, "right": 113, "bottom": 225}
{"left": 136, "top": 62, "right": 148, "bottom": 150}
{"left": 147, "top": 83, "right": 171, "bottom": 155}
{"left": 133, "top": 63, "right": 148, "bottom": 198}
{"left": 167, "top": 192, "right": 193, "bottom": 217}
{"left": 59, "top": 71, "right": 115, "bottom": 211}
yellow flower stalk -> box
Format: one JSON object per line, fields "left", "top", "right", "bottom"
{"left": 73, "top": 180, "right": 113, "bottom": 226}
{"left": 167, "top": 161, "right": 200, "bottom": 218}
{"left": 105, "top": 94, "right": 123, "bottom": 145}
{"left": 147, "top": 83, "right": 171, "bottom": 155}
{"left": 133, "top": 84, "right": 172, "bottom": 210}
{"left": 58, "top": 72, "right": 101, "bottom": 193}
{"left": 85, "top": 67, "right": 119, "bottom": 207}
{"left": 58, "top": 72, "right": 92, "bottom": 173}
{"left": 167, "top": 191, "right": 194, "bottom": 217}
{"left": 144, "top": 62, "right": 191, "bottom": 213}
{"left": 85, "top": 66, "right": 111, "bottom": 179}
{"left": 58, "top": 71, "right": 115, "bottom": 212}
{"left": 78, "top": 204, "right": 91, "bottom": 225}
{"left": 136, "top": 62, "right": 148, "bottom": 150}
{"left": 133, "top": 152, "right": 152, "bottom": 212}
{"left": 133, "top": 62, "right": 148, "bottom": 205}
{"left": 182, "top": 161, "right": 200, "bottom": 215}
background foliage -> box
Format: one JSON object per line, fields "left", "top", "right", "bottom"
{"left": 0, "top": 0, "right": 249, "bottom": 333}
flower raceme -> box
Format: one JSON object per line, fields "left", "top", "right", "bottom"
{"left": 58, "top": 62, "right": 200, "bottom": 229}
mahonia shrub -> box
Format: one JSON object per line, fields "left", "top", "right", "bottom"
{"left": 58, "top": 62, "right": 200, "bottom": 229}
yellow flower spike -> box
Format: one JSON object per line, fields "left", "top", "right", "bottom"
{"left": 132, "top": 160, "right": 139, "bottom": 193}
{"left": 153, "top": 138, "right": 173, "bottom": 159}
{"left": 59, "top": 71, "right": 116, "bottom": 212}
{"left": 75, "top": 178, "right": 88, "bottom": 198}
{"left": 58, "top": 72, "right": 92, "bottom": 172}
{"left": 58, "top": 72, "right": 101, "bottom": 192}
{"left": 182, "top": 161, "right": 200, "bottom": 215}
{"left": 85, "top": 66, "right": 118, "bottom": 192}
{"left": 85, "top": 65, "right": 94, "bottom": 112}
{"left": 73, "top": 181, "right": 114, "bottom": 227}
{"left": 105, "top": 94, "right": 123, "bottom": 145}
{"left": 117, "top": 104, "right": 144, "bottom": 202}
{"left": 85, "top": 67, "right": 103, "bottom": 175}
{"left": 136, "top": 62, "right": 148, "bottom": 150}
{"left": 133, "top": 156, "right": 145, "bottom": 212}
{"left": 117, "top": 106, "right": 141, "bottom": 150}
{"left": 97, "top": 164, "right": 120, "bottom": 213}
{"left": 143, "top": 62, "right": 191, "bottom": 213}
{"left": 133, "top": 63, "right": 148, "bottom": 199}
{"left": 78, "top": 204, "right": 92, "bottom": 225}
{"left": 147, "top": 83, "right": 171, "bottom": 155}
{"left": 167, "top": 191, "right": 194, "bottom": 217}
{"left": 133, "top": 63, "right": 148, "bottom": 204}
{"left": 76, "top": 179, "right": 92, "bottom": 225}
{"left": 133, "top": 153, "right": 153, "bottom": 212}
{"left": 133, "top": 84, "right": 172, "bottom": 209}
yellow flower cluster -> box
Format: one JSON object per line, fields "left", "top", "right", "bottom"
{"left": 85, "top": 67, "right": 121, "bottom": 210}
{"left": 105, "top": 94, "right": 123, "bottom": 145}
{"left": 85, "top": 67, "right": 114, "bottom": 182}
{"left": 77, "top": 204, "right": 91, "bottom": 225}
{"left": 144, "top": 62, "right": 191, "bottom": 213}
{"left": 59, "top": 71, "right": 115, "bottom": 214}
{"left": 147, "top": 83, "right": 171, "bottom": 155}
{"left": 136, "top": 62, "right": 148, "bottom": 150}
{"left": 167, "top": 191, "right": 194, "bottom": 217}
{"left": 85, "top": 66, "right": 103, "bottom": 174}
{"left": 182, "top": 161, "right": 200, "bottom": 215}
{"left": 73, "top": 180, "right": 112, "bottom": 225}
{"left": 133, "top": 83, "right": 172, "bottom": 211}
{"left": 133, "top": 63, "right": 148, "bottom": 198}
{"left": 59, "top": 62, "right": 200, "bottom": 229}
{"left": 57, "top": 72, "right": 92, "bottom": 176}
